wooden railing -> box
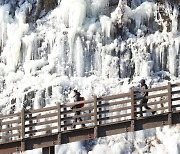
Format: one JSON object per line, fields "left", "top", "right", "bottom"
{"left": 0, "top": 82, "right": 180, "bottom": 153}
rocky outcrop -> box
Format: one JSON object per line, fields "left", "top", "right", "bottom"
{"left": 157, "top": 0, "right": 180, "bottom": 6}
{"left": 0, "top": 0, "right": 58, "bottom": 23}
{"left": 33, "top": 0, "right": 58, "bottom": 21}
{"left": 25, "top": 0, "right": 58, "bottom": 23}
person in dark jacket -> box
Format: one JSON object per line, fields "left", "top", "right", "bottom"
{"left": 139, "top": 79, "right": 155, "bottom": 117}
{"left": 72, "top": 90, "right": 85, "bottom": 128}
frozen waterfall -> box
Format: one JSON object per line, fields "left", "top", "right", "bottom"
{"left": 0, "top": 0, "right": 179, "bottom": 116}
{"left": 0, "top": 0, "right": 180, "bottom": 154}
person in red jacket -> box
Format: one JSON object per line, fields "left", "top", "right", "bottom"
{"left": 72, "top": 90, "right": 85, "bottom": 128}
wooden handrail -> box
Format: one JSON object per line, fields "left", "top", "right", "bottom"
{"left": 1, "top": 82, "right": 180, "bottom": 153}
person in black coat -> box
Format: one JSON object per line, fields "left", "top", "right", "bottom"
{"left": 139, "top": 79, "right": 155, "bottom": 117}
{"left": 72, "top": 90, "right": 85, "bottom": 128}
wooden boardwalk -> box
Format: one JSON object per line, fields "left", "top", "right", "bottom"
{"left": 0, "top": 82, "right": 180, "bottom": 154}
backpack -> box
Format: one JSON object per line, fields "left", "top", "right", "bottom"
{"left": 72, "top": 97, "right": 85, "bottom": 109}
{"left": 77, "top": 97, "right": 85, "bottom": 108}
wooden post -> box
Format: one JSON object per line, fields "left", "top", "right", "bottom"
{"left": 94, "top": 96, "right": 98, "bottom": 138}
{"left": 57, "top": 103, "right": 61, "bottom": 144}
{"left": 130, "top": 89, "right": 135, "bottom": 132}
{"left": 167, "top": 82, "right": 172, "bottom": 126}
{"left": 21, "top": 108, "right": 25, "bottom": 151}
{"left": 29, "top": 92, "right": 33, "bottom": 137}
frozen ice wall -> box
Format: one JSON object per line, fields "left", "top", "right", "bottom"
{"left": 0, "top": 0, "right": 180, "bottom": 116}
{"left": 0, "top": 0, "right": 180, "bottom": 154}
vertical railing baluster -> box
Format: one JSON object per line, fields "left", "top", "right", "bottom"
{"left": 130, "top": 89, "right": 135, "bottom": 132}
{"left": 167, "top": 82, "right": 172, "bottom": 126}
{"left": 57, "top": 103, "right": 61, "bottom": 144}
{"left": 63, "top": 107, "right": 67, "bottom": 131}
{"left": 21, "top": 108, "right": 25, "bottom": 151}
{"left": 94, "top": 96, "right": 98, "bottom": 138}
{"left": 98, "top": 100, "right": 102, "bottom": 125}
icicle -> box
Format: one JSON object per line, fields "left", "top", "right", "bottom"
{"left": 74, "top": 36, "right": 84, "bottom": 77}
{"left": 171, "top": 6, "right": 178, "bottom": 34}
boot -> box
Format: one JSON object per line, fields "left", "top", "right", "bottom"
{"left": 152, "top": 111, "right": 156, "bottom": 115}
{"left": 82, "top": 124, "right": 86, "bottom": 128}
